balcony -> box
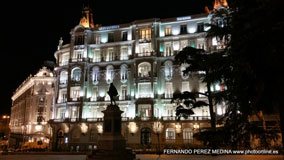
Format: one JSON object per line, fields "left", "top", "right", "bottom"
{"left": 136, "top": 51, "right": 154, "bottom": 57}
{"left": 161, "top": 116, "right": 210, "bottom": 121}
{"left": 59, "top": 81, "right": 67, "bottom": 88}
{"left": 86, "top": 118, "right": 103, "bottom": 122}
{"left": 139, "top": 38, "right": 151, "bottom": 43}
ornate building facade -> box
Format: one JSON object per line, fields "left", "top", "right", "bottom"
{"left": 8, "top": 0, "right": 281, "bottom": 151}
{"left": 49, "top": 5, "right": 229, "bottom": 152}
{"left": 9, "top": 67, "right": 55, "bottom": 149}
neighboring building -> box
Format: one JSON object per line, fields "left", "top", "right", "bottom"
{"left": 49, "top": 4, "right": 229, "bottom": 152}
{"left": 9, "top": 67, "right": 55, "bottom": 149}
{"left": 0, "top": 115, "right": 10, "bottom": 140}
{"left": 0, "top": 115, "right": 10, "bottom": 151}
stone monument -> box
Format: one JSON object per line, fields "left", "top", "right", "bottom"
{"left": 86, "top": 83, "right": 136, "bottom": 160}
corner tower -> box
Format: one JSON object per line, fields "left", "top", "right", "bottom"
{"left": 79, "top": 4, "right": 95, "bottom": 29}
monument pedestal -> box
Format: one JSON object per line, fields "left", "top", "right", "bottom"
{"left": 86, "top": 104, "right": 136, "bottom": 160}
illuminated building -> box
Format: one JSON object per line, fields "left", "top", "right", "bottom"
{"left": 9, "top": 0, "right": 281, "bottom": 151}
{"left": 9, "top": 67, "right": 55, "bottom": 149}
{"left": 48, "top": 5, "right": 228, "bottom": 151}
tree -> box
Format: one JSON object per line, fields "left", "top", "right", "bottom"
{"left": 171, "top": 90, "right": 208, "bottom": 121}
{"left": 229, "top": 0, "right": 284, "bottom": 148}
{"left": 174, "top": 0, "right": 284, "bottom": 149}
{"left": 174, "top": 46, "right": 228, "bottom": 149}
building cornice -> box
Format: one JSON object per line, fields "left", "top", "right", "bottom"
{"left": 12, "top": 77, "right": 55, "bottom": 101}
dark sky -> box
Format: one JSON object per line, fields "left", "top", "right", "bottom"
{"left": 0, "top": 0, "right": 214, "bottom": 115}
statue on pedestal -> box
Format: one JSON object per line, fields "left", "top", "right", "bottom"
{"left": 107, "top": 83, "right": 118, "bottom": 105}
{"left": 86, "top": 83, "right": 136, "bottom": 160}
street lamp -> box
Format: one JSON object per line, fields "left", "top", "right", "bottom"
{"left": 193, "top": 123, "right": 200, "bottom": 130}
{"left": 127, "top": 122, "right": 138, "bottom": 136}
{"left": 2, "top": 115, "right": 10, "bottom": 140}
{"left": 97, "top": 123, "right": 103, "bottom": 135}
{"left": 153, "top": 121, "right": 163, "bottom": 158}
{"left": 175, "top": 123, "right": 182, "bottom": 136}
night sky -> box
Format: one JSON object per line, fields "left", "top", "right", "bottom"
{"left": 0, "top": 0, "right": 214, "bottom": 115}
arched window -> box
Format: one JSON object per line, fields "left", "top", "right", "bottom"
{"left": 138, "top": 62, "right": 151, "bottom": 78}
{"left": 92, "top": 66, "right": 100, "bottom": 85}
{"left": 59, "top": 70, "right": 68, "bottom": 84}
{"left": 183, "top": 128, "right": 193, "bottom": 143}
{"left": 165, "top": 128, "right": 175, "bottom": 140}
{"left": 164, "top": 61, "right": 173, "bottom": 80}
{"left": 106, "top": 65, "right": 114, "bottom": 83}
{"left": 141, "top": 128, "right": 151, "bottom": 146}
{"left": 71, "top": 67, "right": 81, "bottom": 82}
{"left": 120, "top": 64, "right": 128, "bottom": 83}
{"left": 180, "top": 63, "right": 189, "bottom": 79}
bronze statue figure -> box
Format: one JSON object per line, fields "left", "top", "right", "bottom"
{"left": 107, "top": 83, "right": 118, "bottom": 105}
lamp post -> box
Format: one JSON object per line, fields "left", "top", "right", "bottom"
{"left": 127, "top": 122, "right": 138, "bottom": 136}
{"left": 175, "top": 123, "right": 182, "bottom": 136}
{"left": 2, "top": 115, "right": 10, "bottom": 140}
{"left": 153, "top": 121, "right": 163, "bottom": 159}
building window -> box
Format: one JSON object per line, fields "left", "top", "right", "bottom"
{"left": 197, "top": 38, "right": 205, "bottom": 49}
{"left": 189, "top": 40, "right": 196, "bottom": 48}
{"left": 139, "top": 28, "right": 151, "bottom": 41}
{"left": 180, "top": 24, "right": 187, "bottom": 34}
{"left": 122, "top": 31, "right": 128, "bottom": 41}
{"left": 92, "top": 86, "right": 98, "bottom": 101}
{"left": 181, "top": 81, "right": 190, "bottom": 92}
{"left": 75, "top": 35, "right": 84, "bottom": 45}
{"left": 57, "top": 108, "right": 65, "bottom": 119}
{"left": 141, "top": 128, "right": 151, "bottom": 146}
{"left": 165, "top": 82, "right": 173, "bottom": 99}
{"left": 70, "top": 107, "right": 78, "bottom": 118}
{"left": 92, "top": 66, "right": 100, "bottom": 85}
{"left": 58, "top": 89, "right": 67, "bottom": 103}
{"left": 138, "top": 104, "right": 151, "bottom": 118}
{"left": 138, "top": 83, "right": 152, "bottom": 98}
{"left": 72, "top": 50, "right": 83, "bottom": 61}
{"left": 59, "top": 70, "right": 68, "bottom": 84}
{"left": 197, "top": 22, "right": 204, "bottom": 32}
{"left": 121, "top": 85, "right": 127, "bottom": 100}
{"left": 180, "top": 63, "right": 189, "bottom": 79}
{"left": 164, "top": 42, "right": 172, "bottom": 56}
{"left": 183, "top": 128, "right": 193, "bottom": 143}
{"left": 95, "top": 35, "right": 101, "bottom": 44}
{"left": 138, "top": 43, "right": 152, "bottom": 56}
{"left": 165, "top": 26, "right": 172, "bottom": 36}
{"left": 71, "top": 67, "right": 81, "bottom": 82}
{"left": 106, "top": 48, "right": 114, "bottom": 61}
{"left": 93, "top": 49, "right": 101, "bottom": 62}
{"left": 120, "top": 64, "right": 128, "bottom": 83}
{"left": 59, "top": 52, "right": 69, "bottom": 66}
{"left": 120, "top": 47, "right": 128, "bottom": 60}
{"left": 138, "top": 62, "right": 151, "bottom": 78}
{"left": 173, "top": 41, "right": 180, "bottom": 51}
{"left": 180, "top": 40, "right": 188, "bottom": 50}
{"left": 166, "top": 104, "right": 175, "bottom": 117}
{"left": 166, "top": 128, "right": 176, "bottom": 141}
{"left": 108, "top": 32, "right": 114, "bottom": 42}
{"left": 70, "top": 86, "right": 81, "bottom": 101}
{"left": 106, "top": 65, "right": 114, "bottom": 83}
{"left": 164, "top": 61, "right": 173, "bottom": 80}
